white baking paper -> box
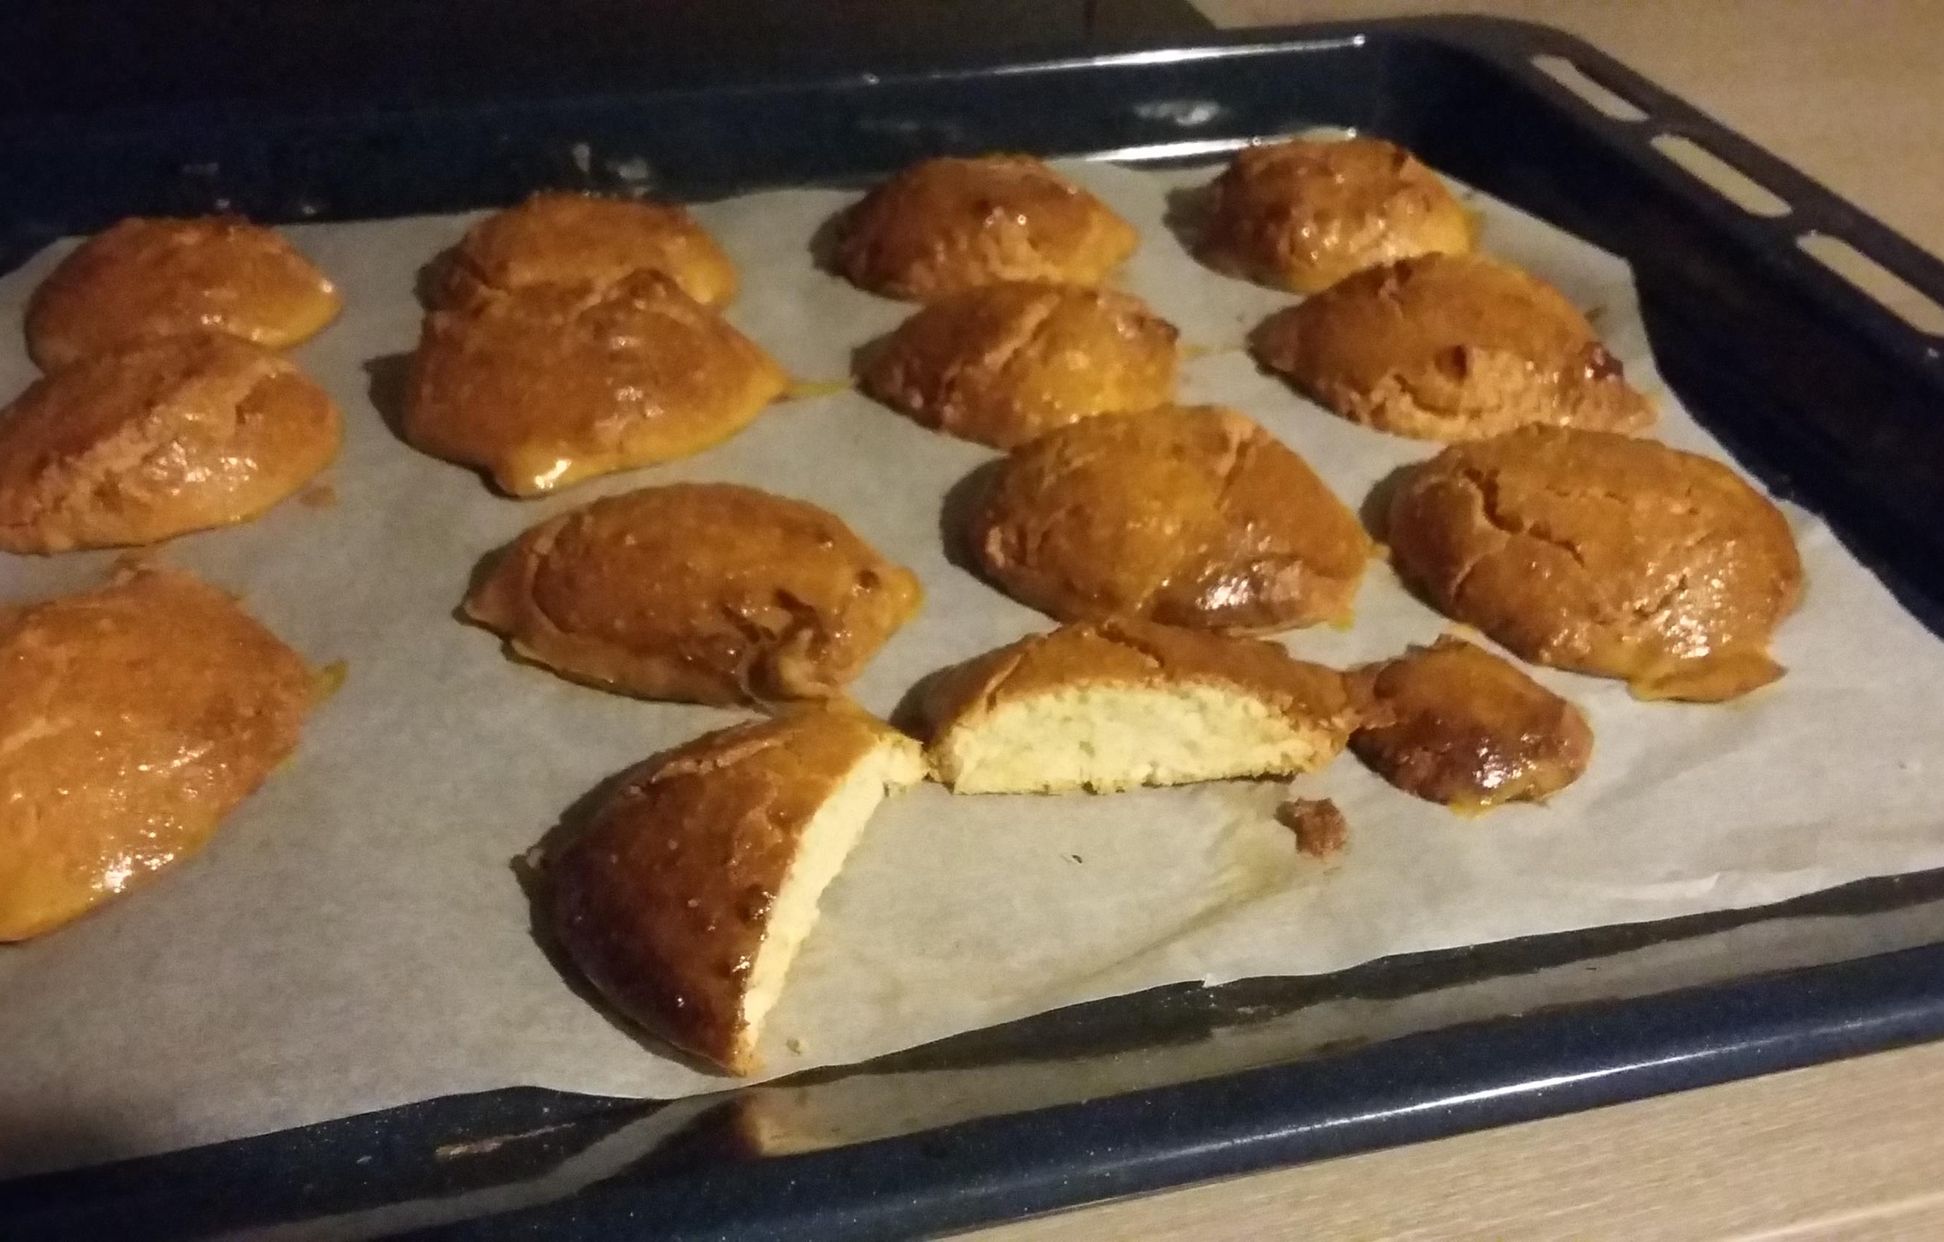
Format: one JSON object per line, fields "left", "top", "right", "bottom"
{"left": 3, "top": 158, "right": 1943, "bottom": 1179}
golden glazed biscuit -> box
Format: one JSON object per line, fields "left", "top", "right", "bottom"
{"left": 835, "top": 155, "right": 1137, "bottom": 300}
{"left": 0, "top": 334, "right": 341, "bottom": 553}
{"left": 550, "top": 706, "right": 925, "bottom": 1074}
{"left": 404, "top": 272, "right": 785, "bottom": 496}
{"left": 1199, "top": 137, "right": 1475, "bottom": 293}
{"left": 466, "top": 483, "right": 923, "bottom": 706}
{"left": 1251, "top": 253, "right": 1654, "bottom": 441}
{"left": 440, "top": 191, "right": 738, "bottom": 309}
{"left": 0, "top": 569, "right": 313, "bottom": 941}
{"left": 1386, "top": 427, "right": 1803, "bottom": 702}
{"left": 26, "top": 216, "right": 340, "bottom": 370}
{"left": 858, "top": 281, "right": 1179, "bottom": 449}
{"left": 922, "top": 618, "right": 1363, "bottom": 794}
{"left": 970, "top": 405, "right": 1370, "bottom": 633}
{"left": 1352, "top": 636, "right": 1592, "bottom": 810}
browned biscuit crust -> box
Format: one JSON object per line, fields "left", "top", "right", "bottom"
{"left": 859, "top": 281, "right": 1179, "bottom": 449}
{"left": 1199, "top": 137, "right": 1474, "bottom": 293}
{"left": 0, "top": 568, "right": 313, "bottom": 941}
{"left": 404, "top": 272, "right": 785, "bottom": 496}
{"left": 1251, "top": 253, "right": 1654, "bottom": 441}
{"left": 835, "top": 155, "right": 1137, "bottom": 300}
{"left": 26, "top": 216, "right": 340, "bottom": 370}
{"left": 970, "top": 405, "right": 1371, "bottom": 633}
{"left": 440, "top": 191, "right": 738, "bottom": 309}
{"left": 1277, "top": 798, "right": 1349, "bottom": 857}
{"left": 0, "top": 334, "right": 342, "bottom": 553}
{"left": 550, "top": 706, "right": 922, "bottom": 1074}
{"left": 1352, "top": 635, "right": 1592, "bottom": 809}
{"left": 1386, "top": 427, "right": 1803, "bottom": 701}
{"left": 465, "top": 483, "right": 923, "bottom": 706}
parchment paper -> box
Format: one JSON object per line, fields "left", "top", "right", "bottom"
{"left": 5, "top": 158, "right": 1944, "bottom": 1179}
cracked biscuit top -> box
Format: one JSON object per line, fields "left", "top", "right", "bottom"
{"left": 0, "top": 568, "right": 314, "bottom": 941}
{"left": 1250, "top": 253, "right": 1653, "bottom": 441}
{"left": 1198, "top": 137, "right": 1475, "bottom": 293}
{"left": 834, "top": 155, "right": 1137, "bottom": 300}
{"left": 0, "top": 334, "right": 341, "bottom": 553}
{"left": 858, "top": 281, "right": 1179, "bottom": 449}
{"left": 463, "top": 483, "right": 923, "bottom": 706}
{"left": 438, "top": 191, "right": 738, "bottom": 310}
{"left": 403, "top": 271, "right": 785, "bottom": 496}
{"left": 1385, "top": 426, "right": 1802, "bottom": 701}
{"left": 27, "top": 216, "right": 340, "bottom": 370}
{"left": 969, "top": 405, "right": 1371, "bottom": 633}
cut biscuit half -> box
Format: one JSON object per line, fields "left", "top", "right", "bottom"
{"left": 549, "top": 706, "right": 924, "bottom": 1074}
{"left": 923, "top": 619, "right": 1363, "bottom": 795}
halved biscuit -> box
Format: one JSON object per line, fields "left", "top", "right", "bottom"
{"left": 0, "top": 568, "right": 314, "bottom": 941}
{"left": 439, "top": 191, "right": 738, "bottom": 309}
{"left": 969, "top": 405, "right": 1370, "bottom": 632}
{"left": 1199, "top": 137, "right": 1474, "bottom": 293}
{"left": 1251, "top": 253, "right": 1653, "bottom": 441}
{"left": 835, "top": 155, "right": 1137, "bottom": 300}
{"left": 858, "top": 281, "right": 1179, "bottom": 449}
{"left": 1386, "top": 427, "right": 1803, "bottom": 701}
{"left": 0, "top": 334, "right": 342, "bottom": 553}
{"left": 923, "top": 619, "right": 1362, "bottom": 794}
{"left": 465, "top": 483, "right": 923, "bottom": 706}
{"left": 549, "top": 706, "right": 925, "bottom": 1074}
{"left": 404, "top": 271, "right": 784, "bottom": 496}
{"left": 26, "top": 216, "right": 340, "bottom": 370}
{"left": 1352, "top": 635, "right": 1592, "bottom": 810}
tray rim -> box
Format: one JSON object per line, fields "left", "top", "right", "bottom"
{"left": 6, "top": 13, "right": 1944, "bottom": 1239}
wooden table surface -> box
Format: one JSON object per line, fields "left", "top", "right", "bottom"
{"left": 969, "top": 3, "right": 1944, "bottom": 1238}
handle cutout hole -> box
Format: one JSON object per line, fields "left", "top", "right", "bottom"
{"left": 1651, "top": 134, "right": 1791, "bottom": 218}
{"left": 1799, "top": 232, "right": 1944, "bottom": 336}
{"left": 1531, "top": 55, "right": 1649, "bottom": 122}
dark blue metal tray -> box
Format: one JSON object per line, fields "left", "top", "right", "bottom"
{"left": 7, "top": 11, "right": 1944, "bottom": 1240}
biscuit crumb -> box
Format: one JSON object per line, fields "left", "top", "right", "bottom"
{"left": 1277, "top": 797, "right": 1348, "bottom": 858}
{"left": 786, "top": 1037, "right": 807, "bottom": 1054}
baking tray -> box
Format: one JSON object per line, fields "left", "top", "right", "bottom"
{"left": 7, "top": 11, "right": 1944, "bottom": 1240}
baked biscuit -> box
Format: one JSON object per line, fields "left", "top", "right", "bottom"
{"left": 26, "top": 216, "right": 339, "bottom": 370}
{"left": 466, "top": 483, "right": 923, "bottom": 706}
{"left": 970, "top": 405, "right": 1370, "bottom": 632}
{"left": 835, "top": 155, "right": 1137, "bottom": 300}
{"left": 1199, "top": 137, "right": 1474, "bottom": 293}
{"left": 1352, "top": 636, "right": 1592, "bottom": 809}
{"left": 0, "top": 334, "right": 341, "bottom": 553}
{"left": 923, "top": 618, "right": 1362, "bottom": 794}
{"left": 404, "top": 272, "right": 785, "bottom": 496}
{"left": 858, "top": 281, "right": 1179, "bottom": 449}
{"left": 1386, "top": 427, "right": 1803, "bottom": 701}
{"left": 440, "top": 191, "right": 737, "bottom": 309}
{"left": 551, "top": 705, "right": 925, "bottom": 1074}
{"left": 0, "top": 569, "right": 313, "bottom": 941}
{"left": 1251, "top": 253, "right": 1654, "bottom": 440}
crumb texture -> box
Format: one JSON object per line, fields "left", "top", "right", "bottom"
{"left": 549, "top": 708, "right": 923, "bottom": 1073}
{"left": 924, "top": 619, "right": 1362, "bottom": 794}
